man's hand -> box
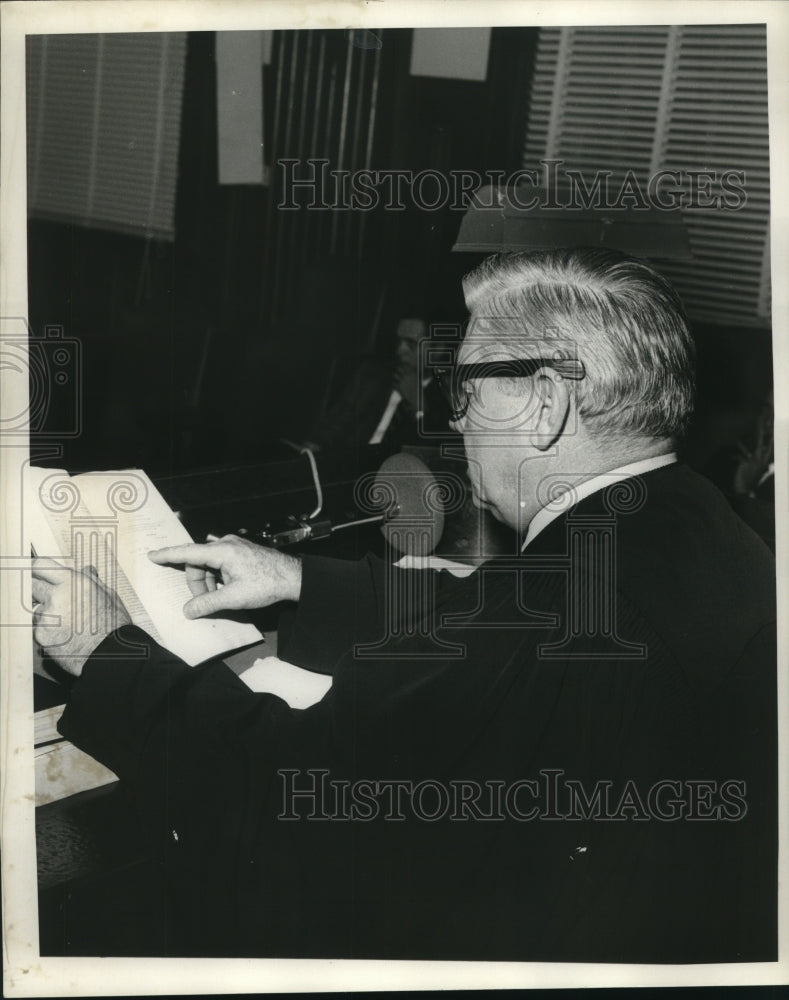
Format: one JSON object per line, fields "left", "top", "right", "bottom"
{"left": 32, "top": 558, "right": 132, "bottom": 676}
{"left": 148, "top": 535, "right": 302, "bottom": 619}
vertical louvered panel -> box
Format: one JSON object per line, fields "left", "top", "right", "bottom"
{"left": 26, "top": 32, "right": 187, "bottom": 241}
{"left": 27, "top": 35, "right": 99, "bottom": 223}
{"left": 525, "top": 27, "right": 671, "bottom": 188}
{"left": 657, "top": 24, "right": 770, "bottom": 326}
{"left": 522, "top": 25, "right": 770, "bottom": 327}
{"left": 262, "top": 30, "right": 383, "bottom": 326}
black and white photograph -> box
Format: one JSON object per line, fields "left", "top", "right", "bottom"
{"left": 2, "top": 0, "right": 787, "bottom": 994}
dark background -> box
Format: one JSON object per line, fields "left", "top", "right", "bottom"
{"left": 27, "top": 28, "right": 773, "bottom": 485}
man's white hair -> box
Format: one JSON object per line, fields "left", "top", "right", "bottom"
{"left": 462, "top": 248, "right": 696, "bottom": 442}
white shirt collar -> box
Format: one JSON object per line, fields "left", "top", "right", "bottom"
{"left": 521, "top": 452, "right": 678, "bottom": 551}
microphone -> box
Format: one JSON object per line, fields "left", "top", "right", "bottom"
{"left": 369, "top": 452, "right": 446, "bottom": 556}
{"left": 227, "top": 452, "right": 464, "bottom": 555}
{"left": 265, "top": 453, "right": 447, "bottom": 552}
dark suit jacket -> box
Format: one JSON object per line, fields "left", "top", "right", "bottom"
{"left": 59, "top": 463, "right": 777, "bottom": 961}
{"left": 307, "top": 359, "right": 452, "bottom": 451}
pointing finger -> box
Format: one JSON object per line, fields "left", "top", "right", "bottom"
{"left": 148, "top": 543, "right": 226, "bottom": 570}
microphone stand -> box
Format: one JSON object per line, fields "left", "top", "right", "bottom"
{"left": 240, "top": 446, "right": 395, "bottom": 548}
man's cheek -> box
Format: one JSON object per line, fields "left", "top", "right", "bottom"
{"left": 465, "top": 456, "right": 481, "bottom": 490}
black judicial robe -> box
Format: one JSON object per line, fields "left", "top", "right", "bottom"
{"left": 58, "top": 462, "right": 777, "bottom": 961}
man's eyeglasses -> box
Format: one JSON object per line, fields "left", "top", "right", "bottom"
{"left": 433, "top": 357, "right": 586, "bottom": 422}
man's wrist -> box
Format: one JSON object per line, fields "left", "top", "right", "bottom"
{"left": 276, "top": 553, "right": 303, "bottom": 603}
{"left": 55, "top": 629, "right": 116, "bottom": 677}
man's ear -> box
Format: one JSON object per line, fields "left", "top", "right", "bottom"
{"left": 530, "top": 369, "right": 572, "bottom": 451}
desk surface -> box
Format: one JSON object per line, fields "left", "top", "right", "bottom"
{"left": 37, "top": 782, "right": 173, "bottom": 955}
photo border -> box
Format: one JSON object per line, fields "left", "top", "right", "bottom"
{"left": 2, "top": 1, "right": 787, "bottom": 994}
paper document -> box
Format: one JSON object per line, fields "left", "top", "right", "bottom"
{"left": 239, "top": 656, "right": 332, "bottom": 709}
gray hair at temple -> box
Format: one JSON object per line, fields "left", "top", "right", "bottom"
{"left": 462, "top": 248, "right": 696, "bottom": 442}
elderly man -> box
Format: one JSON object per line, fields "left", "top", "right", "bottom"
{"left": 32, "top": 249, "right": 776, "bottom": 962}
